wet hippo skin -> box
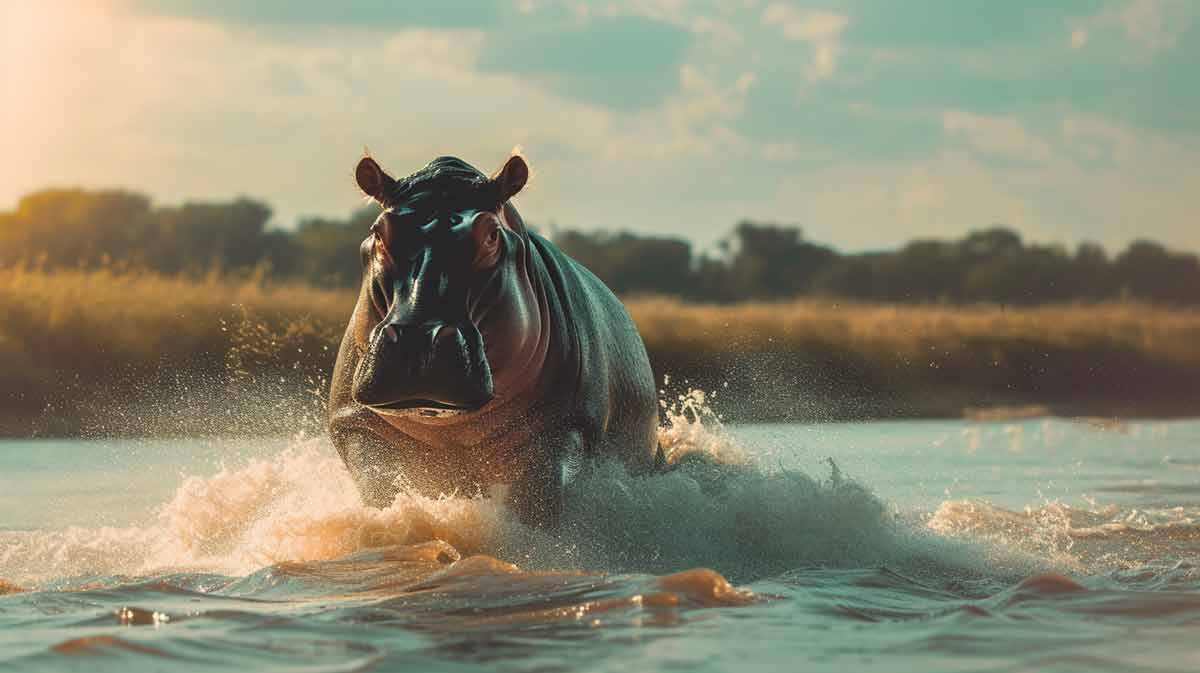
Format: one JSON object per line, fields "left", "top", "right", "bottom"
{"left": 329, "top": 153, "right": 660, "bottom": 527}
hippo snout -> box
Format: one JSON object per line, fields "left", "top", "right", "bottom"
{"left": 352, "top": 320, "right": 494, "bottom": 412}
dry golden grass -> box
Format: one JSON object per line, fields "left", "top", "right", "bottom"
{"left": 3, "top": 266, "right": 1199, "bottom": 434}
{"left": 1, "top": 264, "right": 347, "bottom": 369}
{"left": 625, "top": 295, "right": 1200, "bottom": 368}
{"left": 0, "top": 266, "right": 351, "bottom": 435}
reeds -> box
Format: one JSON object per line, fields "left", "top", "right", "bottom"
{"left": 627, "top": 295, "right": 1200, "bottom": 368}
{"left": 3, "top": 266, "right": 1198, "bottom": 435}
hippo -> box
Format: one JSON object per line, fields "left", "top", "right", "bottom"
{"left": 328, "top": 152, "right": 661, "bottom": 527}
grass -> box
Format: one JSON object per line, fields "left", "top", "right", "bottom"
{"left": 3, "top": 265, "right": 1199, "bottom": 436}
{"left": 630, "top": 296, "right": 1200, "bottom": 420}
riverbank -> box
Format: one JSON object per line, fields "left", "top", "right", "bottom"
{"left": 3, "top": 266, "right": 1199, "bottom": 436}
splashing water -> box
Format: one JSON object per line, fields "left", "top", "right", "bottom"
{"left": 3, "top": 391, "right": 978, "bottom": 587}
{"left": 3, "top": 404, "right": 1200, "bottom": 671}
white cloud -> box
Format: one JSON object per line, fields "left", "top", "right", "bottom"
{"left": 942, "top": 111, "right": 1053, "bottom": 163}
{"left": 690, "top": 14, "right": 744, "bottom": 46}
{"left": 1070, "top": 27, "right": 1089, "bottom": 49}
{"left": 0, "top": 2, "right": 766, "bottom": 239}
{"left": 768, "top": 151, "right": 1033, "bottom": 249}
{"left": 1061, "top": 115, "right": 1139, "bottom": 163}
{"left": 734, "top": 72, "right": 757, "bottom": 94}
{"left": 600, "top": 64, "right": 754, "bottom": 161}
{"left": 768, "top": 118, "right": 1200, "bottom": 252}
{"left": 762, "top": 142, "right": 800, "bottom": 162}
{"left": 761, "top": 3, "right": 849, "bottom": 82}
{"left": 4, "top": 1, "right": 1197, "bottom": 257}
{"left": 1120, "top": 0, "right": 1179, "bottom": 49}
{"left": 1070, "top": 0, "right": 1189, "bottom": 52}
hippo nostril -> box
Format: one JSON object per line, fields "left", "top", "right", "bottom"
{"left": 382, "top": 324, "right": 400, "bottom": 344}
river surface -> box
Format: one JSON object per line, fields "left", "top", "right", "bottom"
{"left": 2, "top": 413, "right": 1200, "bottom": 672}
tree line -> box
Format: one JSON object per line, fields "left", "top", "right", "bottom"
{"left": 3, "top": 187, "right": 1199, "bottom": 305}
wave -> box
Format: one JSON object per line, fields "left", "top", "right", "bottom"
{"left": 5, "top": 391, "right": 1191, "bottom": 592}
{"left": 0, "top": 392, "right": 1008, "bottom": 589}
{"left": 928, "top": 497, "right": 1200, "bottom": 583}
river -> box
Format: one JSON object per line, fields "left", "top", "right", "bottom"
{"left": 2, "top": 414, "right": 1199, "bottom": 672}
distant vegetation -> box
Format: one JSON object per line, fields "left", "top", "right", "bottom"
{"left": 3, "top": 187, "right": 1200, "bottom": 305}
{"left": 2, "top": 265, "right": 1199, "bottom": 437}
{"left": 4, "top": 187, "right": 1200, "bottom": 436}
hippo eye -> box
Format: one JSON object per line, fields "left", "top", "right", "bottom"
{"left": 487, "top": 228, "right": 500, "bottom": 246}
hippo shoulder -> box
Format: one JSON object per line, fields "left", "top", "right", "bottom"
{"left": 526, "top": 232, "right": 636, "bottom": 332}
{"left": 526, "top": 232, "right": 654, "bottom": 393}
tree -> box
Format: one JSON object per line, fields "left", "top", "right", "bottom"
{"left": 722, "top": 221, "right": 836, "bottom": 299}
{"left": 2, "top": 189, "right": 156, "bottom": 268}
{"left": 152, "top": 198, "right": 274, "bottom": 273}
{"left": 554, "top": 230, "right": 694, "bottom": 297}
{"left": 288, "top": 208, "right": 377, "bottom": 287}
{"left": 1115, "top": 240, "right": 1200, "bottom": 304}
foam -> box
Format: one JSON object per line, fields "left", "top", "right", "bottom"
{"left": 928, "top": 497, "right": 1200, "bottom": 578}
{"left": 0, "top": 391, "right": 1025, "bottom": 587}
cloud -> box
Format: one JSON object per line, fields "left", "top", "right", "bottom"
{"left": 136, "top": 0, "right": 693, "bottom": 112}
{"left": 130, "top": 0, "right": 502, "bottom": 29}
{"left": 0, "top": 1, "right": 762, "bottom": 241}
{"left": 1120, "top": 0, "right": 1180, "bottom": 49}
{"left": 1, "top": 3, "right": 612, "bottom": 223}
{"left": 769, "top": 115, "right": 1200, "bottom": 252}
{"left": 598, "top": 64, "right": 755, "bottom": 161}
{"left": 942, "top": 111, "right": 1053, "bottom": 163}
{"left": 4, "top": 1, "right": 1198, "bottom": 257}
{"left": 476, "top": 13, "right": 691, "bottom": 111}
{"left": 761, "top": 3, "right": 849, "bottom": 82}
{"left": 1061, "top": 114, "right": 1139, "bottom": 163}
{"left": 1070, "top": 27, "right": 1089, "bottom": 49}
{"left": 770, "top": 151, "right": 1034, "bottom": 249}
{"left": 1069, "top": 0, "right": 1190, "bottom": 53}
{"left": 762, "top": 142, "right": 800, "bottom": 162}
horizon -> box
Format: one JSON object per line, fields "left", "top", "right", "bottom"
{"left": 3, "top": 0, "right": 1198, "bottom": 254}
{"left": 7, "top": 183, "right": 1198, "bottom": 261}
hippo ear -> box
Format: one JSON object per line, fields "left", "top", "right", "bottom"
{"left": 492, "top": 154, "right": 529, "bottom": 203}
{"left": 355, "top": 156, "right": 396, "bottom": 204}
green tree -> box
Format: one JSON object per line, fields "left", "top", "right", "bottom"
{"left": 289, "top": 208, "right": 377, "bottom": 287}
{"left": 722, "top": 221, "right": 836, "bottom": 299}
{"left": 151, "top": 198, "right": 274, "bottom": 273}
{"left": 1115, "top": 240, "right": 1200, "bottom": 304}
{"left": 554, "top": 230, "right": 694, "bottom": 297}
{"left": 1, "top": 189, "right": 156, "bottom": 268}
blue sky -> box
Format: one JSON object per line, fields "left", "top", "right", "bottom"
{"left": 2, "top": 0, "right": 1197, "bottom": 252}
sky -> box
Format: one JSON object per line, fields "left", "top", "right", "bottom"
{"left": 2, "top": 0, "right": 1197, "bottom": 253}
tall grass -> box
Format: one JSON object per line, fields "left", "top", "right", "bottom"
{"left": 629, "top": 295, "right": 1200, "bottom": 420}
{"left": 0, "top": 265, "right": 348, "bottom": 435}
{"left": 630, "top": 295, "right": 1200, "bottom": 368}
{"left": 3, "top": 266, "right": 1199, "bottom": 436}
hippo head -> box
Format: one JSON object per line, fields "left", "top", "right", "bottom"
{"left": 349, "top": 153, "right": 531, "bottom": 416}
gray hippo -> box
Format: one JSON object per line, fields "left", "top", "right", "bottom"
{"left": 328, "top": 152, "right": 661, "bottom": 527}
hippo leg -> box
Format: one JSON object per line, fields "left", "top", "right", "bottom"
{"left": 331, "top": 427, "right": 411, "bottom": 509}
{"left": 508, "top": 429, "right": 585, "bottom": 528}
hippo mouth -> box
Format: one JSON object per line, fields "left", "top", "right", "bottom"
{"left": 368, "top": 397, "right": 490, "bottom": 412}
{"left": 352, "top": 320, "right": 494, "bottom": 416}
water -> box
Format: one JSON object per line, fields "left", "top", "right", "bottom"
{"left": 3, "top": 415, "right": 1200, "bottom": 672}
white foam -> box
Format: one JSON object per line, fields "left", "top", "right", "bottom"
{"left": 928, "top": 497, "right": 1200, "bottom": 576}
{"left": 0, "top": 392, "right": 1012, "bottom": 587}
